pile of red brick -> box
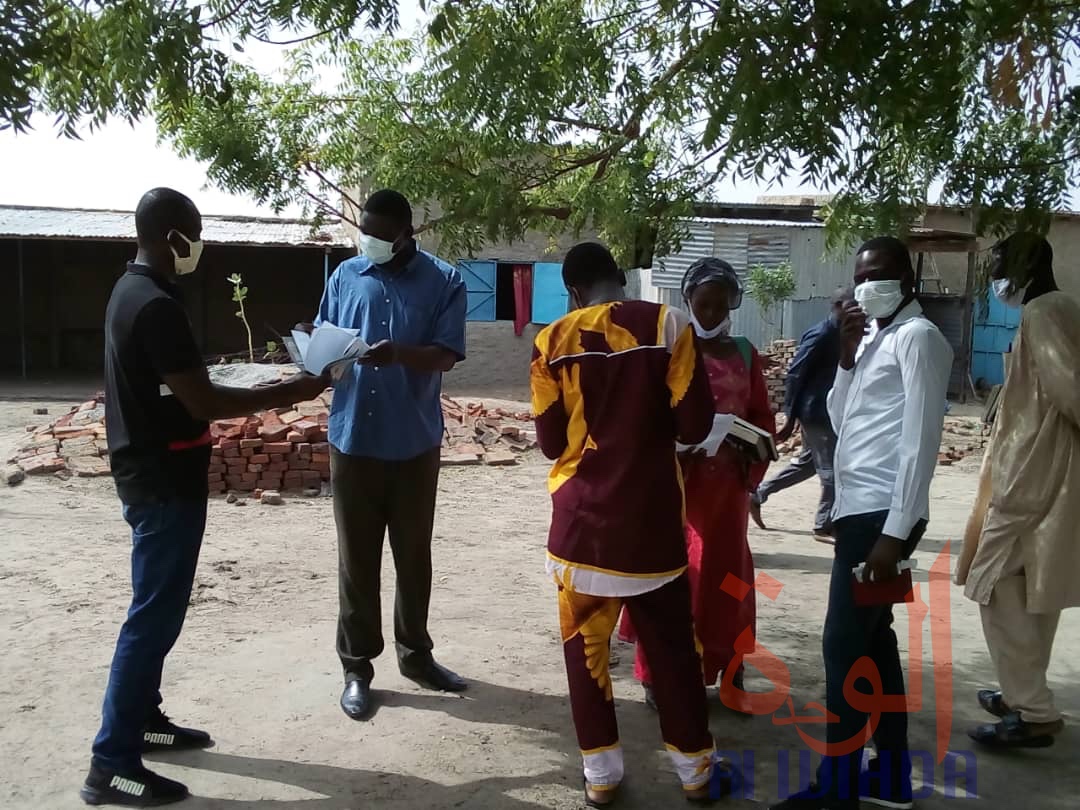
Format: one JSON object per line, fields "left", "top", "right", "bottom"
{"left": 937, "top": 418, "right": 988, "bottom": 466}
{"left": 12, "top": 390, "right": 539, "bottom": 492}
{"left": 440, "top": 396, "right": 537, "bottom": 465}
{"left": 11, "top": 399, "right": 110, "bottom": 478}
{"left": 761, "top": 339, "right": 797, "bottom": 413}
{"left": 208, "top": 391, "right": 332, "bottom": 494}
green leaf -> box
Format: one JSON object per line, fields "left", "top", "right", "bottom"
{"left": 26, "top": 0, "right": 1067, "bottom": 259}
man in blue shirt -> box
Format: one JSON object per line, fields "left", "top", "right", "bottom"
{"left": 309, "top": 189, "right": 468, "bottom": 720}
{"left": 751, "top": 286, "right": 852, "bottom": 541}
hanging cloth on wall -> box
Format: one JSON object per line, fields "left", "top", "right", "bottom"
{"left": 513, "top": 264, "right": 533, "bottom": 336}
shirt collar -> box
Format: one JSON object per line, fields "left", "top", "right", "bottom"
{"left": 867, "top": 298, "right": 923, "bottom": 341}
{"left": 891, "top": 298, "right": 924, "bottom": 325}
{"left": 126, "top": 261, "right": 182, "bottom": 297}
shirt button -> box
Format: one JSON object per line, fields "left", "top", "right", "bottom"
{"left": 370, "top": 389, "right": 376, "bottom": 394}
{"left": 385, "top": 298, "right": 390, "bottom": 303}
{"left": 367, "top": 411, "right": 373, "bottom": 417}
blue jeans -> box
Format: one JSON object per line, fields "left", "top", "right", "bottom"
{"left": 91, "top": 498, "right": 207, "bottom": 771}
{"left": 754, "top": 420, "right": 837, "bottom": 532}
{"left": 816, "top": 511, "right": 925, "bottom": 800}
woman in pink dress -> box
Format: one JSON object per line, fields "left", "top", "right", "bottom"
{"left": 622, "top": 257, "right": 775, "bottom": 710}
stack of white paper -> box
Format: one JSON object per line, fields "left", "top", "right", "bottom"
{"left": 852, "top": 559, "right": 918, "bottom": 583}
{"left": 289, "top": 324, "right": 372, "bottom": 378}
{"left": 676, "top": 413, "right": 737, "bottom": 457}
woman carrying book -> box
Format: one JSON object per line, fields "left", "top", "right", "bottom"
{"left": 621, "top": 257, "right": 775, "bottom": 712}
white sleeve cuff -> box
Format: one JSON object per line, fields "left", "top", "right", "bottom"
{"left": 883, "top": 509, "right": 920, "bottom": 540}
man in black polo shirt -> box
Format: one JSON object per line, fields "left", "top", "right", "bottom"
{"left": 81, "top": 188, "right": 329, "bottom": 807}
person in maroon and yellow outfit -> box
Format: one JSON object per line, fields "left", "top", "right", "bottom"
{"left": 531, "top": 242, "right": 730, "bottom": 807}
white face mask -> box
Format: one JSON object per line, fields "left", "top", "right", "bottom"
{"left": 992, "top": 277, "right": 1029, "bottom": 309}
{"left": 169, "top": 231, "right": 203, "bottom": 276}
{"left": 855, "top": 279, "right": 905, "bottom": 320}
{"left": 691, "top": 311, "right": 731, "bottom": 339}
{"left": 358, "top": 232, "right": 400, "bottom": 265}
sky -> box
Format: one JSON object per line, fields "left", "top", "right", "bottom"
{"left": 0, "top": 118, "right": 299, "bottom": 217}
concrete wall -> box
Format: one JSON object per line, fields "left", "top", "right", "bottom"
{"left": 421, "top": 225, "right": 587, "bottom": 265}
{"left": 443, "top": 320, "right": 538, "bottom": 402}
{"left": 346, "top": 187, "right": 599, "bottom": 265}
{"left": 921, "top": 210, "right": 1080, "bottom": 300}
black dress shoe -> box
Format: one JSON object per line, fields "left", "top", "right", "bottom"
{"left": 340, "top": 679, "right": 373, "bottom": 720}
{"left": 399, "top": 659, "right": 467, "bottom": 692}
{"left": 142, "top": 709, "right": 213, "bottom": 752}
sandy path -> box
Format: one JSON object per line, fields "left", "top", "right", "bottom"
{"left": 0, "top": 399, "right": 1078, "bottom": 809}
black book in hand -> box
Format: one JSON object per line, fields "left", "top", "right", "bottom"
{"left": 724, "top": 417, "right": 779, "bottom": 463}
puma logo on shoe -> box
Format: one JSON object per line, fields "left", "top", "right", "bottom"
{"left": 143, "top": 732, "right": 176, "bottom": 746}
{"left": 108, "top": 775, "right": 147, "bottom": 797}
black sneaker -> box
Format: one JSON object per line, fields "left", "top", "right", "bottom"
{"left": 80, "top": 763, "right": 188, "bottom": 806}
{"left": 769, "top": 784, "right": 859, "bottom": 809}
{"left": 859, "top": 758, "right": 914, "bottom": 809}
{"left": 142, "top": 709, "right": 213, "bottom": 752}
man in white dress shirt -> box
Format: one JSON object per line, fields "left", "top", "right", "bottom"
{"left": 772, "top": 237, "right": 953, "bottom": 810}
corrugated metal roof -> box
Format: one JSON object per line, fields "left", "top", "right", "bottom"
{"left": 0, "top": 205, "right": 354, "bottom": 248}
{"left": 715, "top": 227, "right": 749, "bottom": 271}
{"left": 686, "top": 216, "right": 825, "bottom": 228}
{"left": 653, "top": 220, "right": 714, "bottom": 289}
{"left": 747, "top": 231, "right": 791, "bottom": 268}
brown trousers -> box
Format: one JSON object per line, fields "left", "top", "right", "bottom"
{"left": 331, "top": 447, "right": 441, "bottom": 681}
{"left": 980, "top": 544, "right": 1062, "bottom": 724}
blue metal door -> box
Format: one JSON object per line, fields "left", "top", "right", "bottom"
{"left": 459, "top": 260, "right": 496, "bottom": 321}
{"left": 531, "top": 262, "right": 567, "bottom": 325}
{"left": 971, "top": 292, "right": 1021, "bottom": 386}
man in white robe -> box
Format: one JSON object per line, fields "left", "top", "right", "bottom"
{"left": 957, "top": 233, "right": 1080, "bottom": 749}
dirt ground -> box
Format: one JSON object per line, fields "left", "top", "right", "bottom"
{"left": 1, "top": 394, "right": 1078, "bottom": 810}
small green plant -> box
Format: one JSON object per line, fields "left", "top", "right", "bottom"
{"left": 746, "top": 262, "right": 796, "bottom": 327}
{"left": 227, "top": 273, "right": 254, "bottom": 363}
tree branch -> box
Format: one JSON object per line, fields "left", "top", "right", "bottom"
{"left": 253, "top": 28, "right": 341, "bottom": 46}
{"left": 623, "top": 34, "right": 715, "bottom": 135}
{"left": 955, "top": 149, "right": 1080, "bottom": 172}
{"left": 280, "top": 169, "right": 351, "bottom": 225}
{"left": 520, "top": 142, "right": 624, "bottom": 190}
{"left": 550, "top": 115, "right": 623, "bottom": 135}
{"left": 304, "top": 162, "right": 361, "bottom": 213}
{"left": 414, "top": 204, "right": 572, "bottom": 238}
{"left": 201, "top": 0, "right": 252, "bottom": 30}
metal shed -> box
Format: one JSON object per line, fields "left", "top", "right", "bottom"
{"left": 907, "top": 228, "right": 980, "bottom": 402}
{"left": 650, "top": 211, "right": 978, "bottom": 401}
{"left": 651, "top": 217, "right": 850, "bottom": 348}
{"left": 0, "top": 205, "right": 355, "bottom": 378}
